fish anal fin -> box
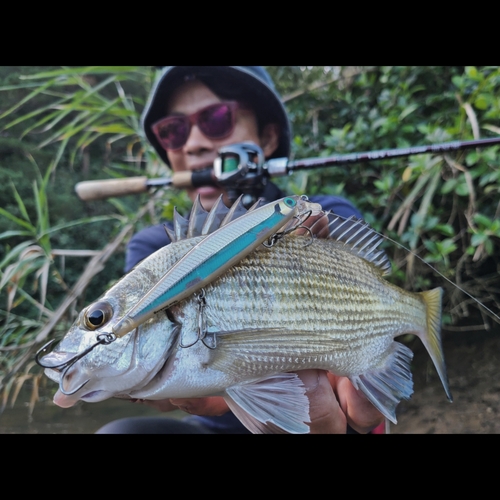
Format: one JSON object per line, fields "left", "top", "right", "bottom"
{"left": 350, "top": 341, "right": 414, "bottom": 424}
{"left": 224, "top": 373, "right": 311, "bottom": 434}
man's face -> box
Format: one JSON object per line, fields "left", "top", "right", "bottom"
{"left": 163, "top": 80, "right": 269, "bottom": 210}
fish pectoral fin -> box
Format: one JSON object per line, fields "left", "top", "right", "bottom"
{"left": 224, "top": 373, "right": 311, "bottom": 434}
{"left": 349, "top": 341, "right": 414, "bottom": 425}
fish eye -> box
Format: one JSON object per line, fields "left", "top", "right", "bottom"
{"left": 83, "top": 302, "right": 114, "bottom": 330}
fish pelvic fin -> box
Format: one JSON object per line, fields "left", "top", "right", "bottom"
{"left": 350, "top": 341, "right": 414, "bottom": 424}
{"left": 418, "top": 287, "right": 453, "bottom": 403}
{"left": 224, "top": 373, "right": 311, "bottom": 434}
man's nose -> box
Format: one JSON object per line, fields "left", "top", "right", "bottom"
{"left": 183, "top": 124, "right": 214, "bottom": 160}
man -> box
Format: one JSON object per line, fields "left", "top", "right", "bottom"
{"left": 97, "top": 66, "right": 385, "bottom": 434}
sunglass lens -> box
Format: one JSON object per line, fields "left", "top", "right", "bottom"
{"left": 157, "top": 118, "right": 189, "bottom": 150}
{"left": 199, "top": 104, "right": 234, "bottom": 138}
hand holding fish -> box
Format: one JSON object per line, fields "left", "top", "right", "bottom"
{"left": 138, "top": 369, "right": 384, "bottom": 433}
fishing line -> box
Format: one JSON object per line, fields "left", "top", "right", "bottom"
{"left": 329, "top": 213, "right": 500, "bottom": 326}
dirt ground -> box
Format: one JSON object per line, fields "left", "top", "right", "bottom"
{"left": 390, "top": 325, "right": 500, "bottom": 434}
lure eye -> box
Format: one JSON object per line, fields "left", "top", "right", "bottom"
{"left": 83, "top": 302, "right": 114, "bottom": 330}
{"left": 283, "top": 197, "right": 296, "bottom": 208}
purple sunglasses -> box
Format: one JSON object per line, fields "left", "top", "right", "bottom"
{"left": 151, "top": 101, "right": 243, "bottom": 151}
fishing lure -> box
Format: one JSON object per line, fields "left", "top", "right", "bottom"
{"left": 109, "top": 195, "right": 319, "bottom": 338}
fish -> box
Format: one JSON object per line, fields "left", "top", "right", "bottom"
{"left": 38, "top": 195, "right": 452, "bottom": 434}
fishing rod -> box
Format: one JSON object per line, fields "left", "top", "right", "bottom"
{"left": 74, "top": 137, "right": 500, "bottom": 202}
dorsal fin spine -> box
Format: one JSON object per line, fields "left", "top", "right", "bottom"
{"left": 326, "top": 213, "right": 391, "bottom": 275}
{"left": 221, "top": 195, "right": 247, "bottom": 226}
{"left": 187, "top": 195, "right": 209, "bottom": 238}
{"left": 201, "top": 195, "right": 229, "bottom": 236}
{"left": 173, "top": 207, "right": 189, "bottom": 241}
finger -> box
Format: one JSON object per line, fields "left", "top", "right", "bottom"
{"left": 169, "top": 396, "right": 229, "bottom": 416}
{"left": 298, "top": 369, "right": 347, "bottom": 434}
{"left": 138, "top": 399, "right": 179, "bottom": 412}
{"left": 329, "top": 374, "right": 386, "bottom": 433}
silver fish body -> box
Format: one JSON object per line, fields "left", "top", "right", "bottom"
{"left": 40, "top": 196, "right": 451, "bottom": 433}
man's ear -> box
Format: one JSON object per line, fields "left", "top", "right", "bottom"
{"left": 259, "top": 123, "right": 280, "bottom": 158}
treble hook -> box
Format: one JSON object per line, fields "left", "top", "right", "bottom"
{"left": 35, "top": 332, "right": 116, "bottom": 395}
{"left": 179, "top": 289, "right": 216, "bottom": 349}
{"left": 263, "top": 209, "right": 319, "bottom": 248}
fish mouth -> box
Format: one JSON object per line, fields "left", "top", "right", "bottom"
{"left": 80, "top": 390, "right": 105, "bottom": 402}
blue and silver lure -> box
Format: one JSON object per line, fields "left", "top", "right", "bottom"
{"left": 111, "top": 195, "right": 306, "bottom": 338}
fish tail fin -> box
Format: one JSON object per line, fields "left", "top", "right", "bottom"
{"left": 417, "top": 287, "right": 453, "bottom": 403}
{"left": 350, "top": 341, "right": 414, "bottom": 424}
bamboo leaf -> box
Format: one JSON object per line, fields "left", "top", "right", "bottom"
{"left": 0, "top": 230, "right": 33, "bottom": 240}
{"left": 10, "top": 182, "right": 31, "bottom": 223}
{"left": 4, "top": 100, "right": 66, "bottom": 132}
{"left": 32, "top": 181, "right": 50, "bottom": 239}
{"left": 0, "top": 240, "right": 37, "bottom": 269}
{"left": 41, "top": 215, "right": 118, "bottom": 237}
{"left": 0, "top": 79, "right": 57, "bottom": 121}
{"left": 0, "top": 207, "right": 34, "bottom": 231}
{"left": 18, "top": 66, "right": 140, "bottom": 80}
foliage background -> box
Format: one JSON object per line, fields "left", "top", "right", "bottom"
{"left": 0, "top": 66, "right": 499, "bottom": 409}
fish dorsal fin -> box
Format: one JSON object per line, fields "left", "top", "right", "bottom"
{"left": 187, "top": 195, "right": 209, "bottom": 238}
{"left": 247, "top": 197, "right": 267, "bottom": 211}
{"left": 200, "top": 195, "right": 229, "bottom": 235}
{"left": 163, "top": 223, "right": 175, "bottom": 243}
{"left": 326, "top": 213, "right": 392, "bottom": 275}
{"left": 171, "top": 196, "right": 269, "bottom": 242}
{"left": 220, "top": 194, "right": 248, "bottom": 226}
{"left": 171, "top": 207, "right": 189, "bottom": 242}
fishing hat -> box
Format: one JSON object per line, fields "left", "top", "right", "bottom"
{"left": 142, "top": 66, "right": 291, "bottom": 167}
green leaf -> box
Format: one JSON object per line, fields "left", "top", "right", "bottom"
{"left": 42, "top": 215, "right": 118, "bottom": 237}
{"left": 0, "top": 78, "right": 57, "bottom": 121}
{"left": 399, "top": 104, "right": 418, "bottom": 121}
{"left": 0, "top": 240, "right": 37, "bottom": 268}
{"left": 435, "top": 223, "right": 455, "bottom": 237}
{"left": 455, "top": 183, "right": 469, "bottom": 196}
{"left": 18, "top": 66, "right": 140, "bottom": 80}
{"left": 441, "top": 178, "right": 457, "bottom": 194}
{"left": 0, "top": 207, "right": 34, "bottom": 231}
{"left": 0, "top": 230, "right": 33, "bottom": 240}
{"left": 465, "top": 66, "right": 478, "bottom": 79}
{"left": 474, "top": 95, "right": 489, "bottom": 110}
{"left": 471, "top": 233, "right": 487, "bottom": 246}
{"left": 473, "top": 213, "right": 492, "bottom": 228}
